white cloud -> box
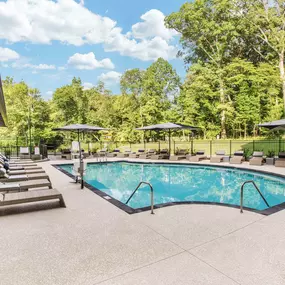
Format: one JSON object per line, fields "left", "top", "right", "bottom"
{"left": 0, "top": 47, "right": 20, "bottom": 62}
{"left": 68, "top": 52, "right": 114, "bottom": 70}
{"left": 58, "top": 66, "right": 67, "bottom": 71}
{"left": 104, "top": 35, "right": 177, "bottom": 61}
{"left": 0, "top": 0, "right": 178, "bottom": 61}
{"left": 131, "top": 9, "right": 178, "bottom": 41}
{"left": 82, "top": 82, "right": 94, "bottom": 90}
{"left": 79, "top": 0, "right": 84, "bottom": 6}
{"left": 12, "top": 61, "right": 56, "bottom": 70}
{"left": 98, "top": 71, "right": 122, "bottom": 85}
{"left": 30, "top": 63, "right": 56, "bottom": 70}
{"left": 0, "top": 0, "right": 116, "bottom": 46}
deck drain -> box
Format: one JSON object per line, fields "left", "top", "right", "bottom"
{"left": 103, "top": 196, "right": 111, "bottom": 200}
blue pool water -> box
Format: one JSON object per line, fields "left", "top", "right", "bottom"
{"left": 59, "top": 162, "right": 285, "bottom": 211}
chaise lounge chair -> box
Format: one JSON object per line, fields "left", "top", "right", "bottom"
{"left": 107, "top": 149, "right": 120, "bottom": 157}
{"left": 7, "top": 168, "right": 45, "bottom": 175}
{"left": 151, "top": 149, "right": 170, "bottom": 160}
{"left": 170, "top": 149, "right": 188, "bottom": 161}
{"left": 189, "top": 151, "right": 207, "bottom": 162}
{"left": 117, "top": 149, "right": 132, "bottom": 158}
{"left": 210, "top": 150, "right": 226, "bottom": 163}
{"left": 19, "top": 147, "right": 30, "bottom": 160}
{"left": 249, "top": 151, "right": 264, "bottom": 166}
{"left": 0, "top": 179, "right": 52, "bottom": 193}
{"left": 275, "top": 152, "right": 285, "bottom": 167}
{"left": 139, "top": 149, "right": 157, "bottom": 159}
{"left": 0, "top": 159, "right": 41, "bottom": 171}
{"left": 230, "top": 151, "right": 245, "bottom": 164}
{"left": 0, "top": 188, "right": 66, "bottom": 208}
{"left": 6, "top": 160, "right": 38, "bottom": 166}
{"left": 129, "top": 149, "right": 145, "bottom": 158}
{"left": 98, "top": 148, "right": 108, "bottom": 157}
{"left": 8, "top": 164, "right": 42, "bottom": 170}
{"left": 0, "top": 170, "right": 49, "bottom": 183}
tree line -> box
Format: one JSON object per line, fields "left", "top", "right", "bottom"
{"left": 1, "top": 0, "right": 284, "bottom": 145}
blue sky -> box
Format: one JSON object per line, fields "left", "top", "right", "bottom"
{"left": 0, "top": 0, "right": 188, "bottom": 99}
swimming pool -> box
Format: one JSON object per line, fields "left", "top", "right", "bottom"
{"left": 58, "top": 162, "right": 285, "bottom": 213}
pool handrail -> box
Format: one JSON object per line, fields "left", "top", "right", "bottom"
{"left": 240, "top": 180, "right": 270, "bottom": 213}
{"left": 125, "top": 181, "right": 154, "bottom": 214}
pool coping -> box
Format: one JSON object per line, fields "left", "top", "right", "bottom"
{"left": 52, "top": 161, "right": 285, "bottom": 216}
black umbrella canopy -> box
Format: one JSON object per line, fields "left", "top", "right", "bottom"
{"left": 136, "top": 122, "right": 199, "bottom": 131}
{"left": 53, "top": 124, "right": 108, "bottom": 189}
{"left": 258, "top": 119, "right": 285, "bottom": 131}
{"left": 136, "top": 122, "right": 199, "bottom": 154}
{"left": 53, "top": 124, "right": 108, "bottom": 132}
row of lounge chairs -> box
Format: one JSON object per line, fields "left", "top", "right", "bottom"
{"left": 0, "top": 154, "right": 66, "bottom": 212}
{"left": 106, "top": 149, "right": 171, "bottom": 160}
{"left": 101, "top": 148, "right": 285, "bottom": 167}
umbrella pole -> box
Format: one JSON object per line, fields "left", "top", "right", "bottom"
{"left": 169, "top": 129, "right": 171, "bottom": 155}
{"left": 78, "top": 130, "right": 84, "bottom": 189}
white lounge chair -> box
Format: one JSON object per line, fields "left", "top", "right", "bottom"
{"left": 19, "top": 147, "right": 30, "bottom": 160}
{"left": 230, "top": 151, "right": 245, "bottom": 164}
{"left": 0, "top": 189, "right": 66, "bottom": 208}
{"left": 139, "top": 149, "right": 157, "bottom": 159}
{"left": 170, "top": 149, "right": 188, "bottom": 161}
{"left": 0, "top": 171, "right": 49, "bottom": 183}
{"left": 210, "top": 150, "right": 226, "bottom": 163}
{"left": 189, "top": 151, "right": 207, "bottom": 162}
{"left": 275, "top": 152, "right": 285, "bottom": 167}
{"left": 249, "top": 151, "right": 264, "bottom": 166}
{"left": 117, "top": 149, "right": 132, "bottom": 158}
{"left": 129, "top": 149, "right": 145, "bottom": 158}
{"left": 107, "top": 149, "right": 121, "bottom": 157}
{"left": 0, "top": 179, "right": 52, "bottom": 193}
{"left": 151, "top": 149, "right": 170, "bottom": 160}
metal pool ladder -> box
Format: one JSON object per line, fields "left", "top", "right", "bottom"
{"left": 240, "top": 180, "right": 270, "bottom": 213}
{"left": 125, "top": 181, "right": 154, "bottom": 214}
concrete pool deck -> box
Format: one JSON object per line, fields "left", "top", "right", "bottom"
{"left": 0, "top": 158, "right": 285, "bottom": 284}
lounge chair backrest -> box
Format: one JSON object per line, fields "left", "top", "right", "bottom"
{"left": 100, "top": 148, "right": 107, "bottom": 152}
{"left": 160, "top": 149, "right": 169, "bottom": 154}
{"left": 216, "top": 150, "right": 225, "bottom": 155}
{"left": 253, "top": 151, "right": 263, "bottom": 157}
{"left": 234, "top": 151, "right": 244, "bottom": 156}
{"left": 71, "top": 141, "right": 80, "bottom": 152}
{"left": 138, "top": 149, "right": 145, "bottom": 153}
{"left": 196, "top": 151, "right": 205, "bottom": 155}
{"left": 20, "top": 147, "right": 29, "bottom": 154}
{"left": 177, "top": 149, "right": 187, "bottom": 155}
{"left": 279, "top": 152, "right": 285, "bottom": 158}
{"left": 34, "top": 147, "right": 40, "bottom": 155}
{"left": 113, "top": 149, "right": 120, "bottom": 153}
{"left": 124, "top": 149, "right": 131, "bottom": 153}
{"left": 148, "top": 149, "right": 156, "bottom": 154}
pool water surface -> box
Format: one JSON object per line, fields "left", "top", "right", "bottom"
{"left": 59, "top": 162, "right": 285, "bottom": 211}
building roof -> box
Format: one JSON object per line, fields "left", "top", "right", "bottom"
{"left": 0, "top": 76, "right": 7, "bottom": 127}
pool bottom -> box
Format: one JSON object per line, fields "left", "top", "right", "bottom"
{"left": 53, "top": 163, "right": 285, "bottom": 216}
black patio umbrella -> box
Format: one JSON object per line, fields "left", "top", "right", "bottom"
{"left": 258, "top": 119, "right": 285, "bottom": 131}
{"left": 136, "top": 122, "right": 199, "bottom": 154}
{"left": 53, "top": 124, "right": 108, "bottom": 188}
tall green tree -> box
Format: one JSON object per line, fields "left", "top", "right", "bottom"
{"left": 166, "top": 0, "right": 243, "bottom": 138}
{"left": 140, "top": 58, "right": 180, "bottom": 126}
{"left": 120, "top": 69, "right": 145, "bottom": 128}
{"left": 244, "top": 0, "right": 285, "bottom": 112}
